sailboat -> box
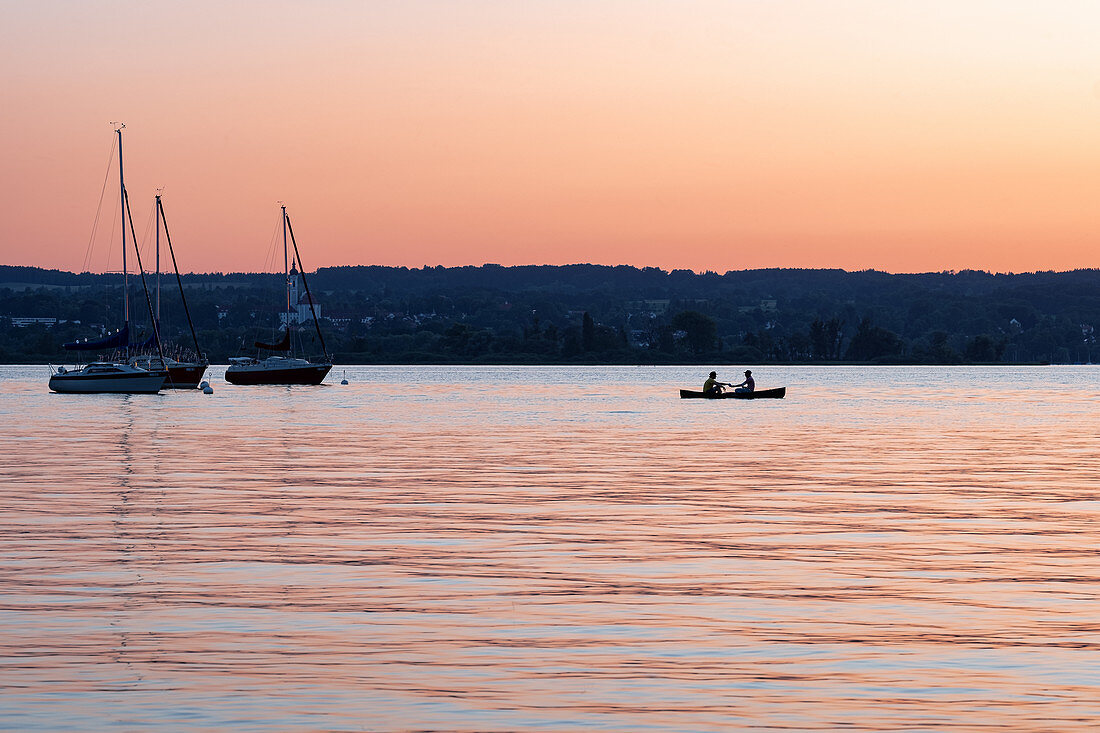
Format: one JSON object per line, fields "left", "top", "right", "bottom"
{"left": 126, "top": 194, "right": 209, "bottom": 388}
{"left": 51, "top": 125, "right": 168, "bottom": 394}
{"left": 50, "top": 361, "right": 167, "bottom": 394}
{"left": 224, "top": 206, "right": 332, "bottom": 385}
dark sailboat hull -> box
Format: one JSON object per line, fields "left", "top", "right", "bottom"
{"left": 224, "top": 362, "right": 332, "bottom": 385}
{"left": 679, "top": 387, "right": 786, "bottom": 399}
{"left": 228, "top": 206, "right": 329, "bottom": 387}
{"left": 165, "top": 362, "right": 209, "bottom": 389}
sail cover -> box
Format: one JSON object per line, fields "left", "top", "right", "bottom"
{"left": 64, "top": 324, "right": 129, "bottom": 351}
{"left": 254, "top": 328, "right": 291, "bottom": 351}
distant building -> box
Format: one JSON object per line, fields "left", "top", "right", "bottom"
{"left": 279, "top": 267, "right": 322, "bottom": 326}
{"left": 324, "top": 311, "right": 356, "bottom": 327}
{"left": 9, "top": 317, "right": 67, "bottom": 328}
{"left": 625, "top": 299, "right": 670, "bottom": 315}
{"left": 738, "top": 299, "right": 778, "bottom": 314}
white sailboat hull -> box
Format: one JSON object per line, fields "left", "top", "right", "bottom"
{"left": 49, "top": 363, "right": 167, "bottom": 394}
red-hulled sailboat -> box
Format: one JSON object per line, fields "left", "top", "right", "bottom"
{"left": 127, "top": 193, "right": 208, "bottom": 388}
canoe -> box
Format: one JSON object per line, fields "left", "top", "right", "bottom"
{"left": 679, "top": 387, "right": 786, "bottom": 399}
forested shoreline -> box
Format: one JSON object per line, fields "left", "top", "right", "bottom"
{"left": 1, "top": 264, "right": 1096, "bottom": 364}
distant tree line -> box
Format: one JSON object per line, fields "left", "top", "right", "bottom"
{"left": 0, "top": 264, "right": 1097, "bottom": 364}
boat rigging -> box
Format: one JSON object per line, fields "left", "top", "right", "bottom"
{"left": 224, "top": 205, "right": 333, "bottom": 385}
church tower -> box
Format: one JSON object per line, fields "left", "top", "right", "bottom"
{"left": 289, "top": 265, "right": 300, "bottom": 314}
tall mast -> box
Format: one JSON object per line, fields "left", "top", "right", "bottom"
{"left": 117, "top": 124, "right": 128, "bottom": 328}
{"left": 155, "top": 192, "right": 161, "bottom": 323}
{"left": 123, "top": 187, "right": 165, "bottom": 364}
{"left": 284, "top": 213, "right": 328, "bottom": 360}
{"left": 157, "top": 196, "right": 203, "bottom": 359}
{"left": 282, "top": 203, "right": 290, "bottom": 327}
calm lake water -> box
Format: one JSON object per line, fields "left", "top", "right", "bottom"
{"left": 2, "top": 365, "right": 1098, "bottom": 731}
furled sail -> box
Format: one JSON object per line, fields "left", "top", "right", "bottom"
{"left": 254, "top": 328, "right": 291, "bottom": 351}
{"left": 64, "top": 324, "right": 129, "bottom": 351}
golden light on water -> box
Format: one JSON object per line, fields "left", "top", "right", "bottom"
{"left": 2, "top": 365, "right": 1099, "bottom": 728}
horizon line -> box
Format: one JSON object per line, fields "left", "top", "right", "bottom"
{"left": 3, "top": 262, "right": 1100, "bottom": 279}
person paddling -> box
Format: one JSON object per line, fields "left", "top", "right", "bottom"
{"left": 733, "top": 369, "right": 755, "bottom": 394}
{"left": 703, "top": 371, "right": 731, "bottom": 395}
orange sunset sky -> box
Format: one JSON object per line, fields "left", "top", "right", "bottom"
{"left": 2, "top": 1, "right": 1100, "bottom": 274}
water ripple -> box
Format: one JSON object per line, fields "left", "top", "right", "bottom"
{"left": 1, "top": 365, "right": 1098, "bottom": 730}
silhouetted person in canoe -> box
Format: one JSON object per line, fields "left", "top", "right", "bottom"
{"left": 703, "top": 371, "right": 730, "bottom": 395}
{"left": 733, "top": 370, "right": 755, "bottom": 394}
